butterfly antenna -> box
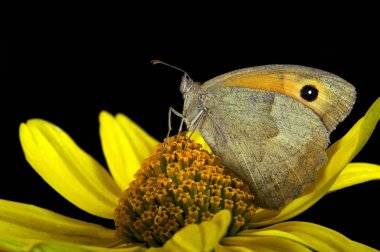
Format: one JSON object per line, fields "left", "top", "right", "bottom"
{"left": 151, "top": 59, "right": 190, "bottom": 77}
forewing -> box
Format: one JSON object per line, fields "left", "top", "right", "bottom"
{"left": 203, "top": 65, "right": 356, "bottom": 133}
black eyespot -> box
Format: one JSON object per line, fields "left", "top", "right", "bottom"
{"left": 300, "top": 85, "right": 318, "bottom": 101}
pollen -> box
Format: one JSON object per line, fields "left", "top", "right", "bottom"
{"left": 114, "top": 134, "right": 257, "bottom": 247}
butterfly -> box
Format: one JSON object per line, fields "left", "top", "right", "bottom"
{"left": 153, "top": 61, "right": 356, "bottom": 209}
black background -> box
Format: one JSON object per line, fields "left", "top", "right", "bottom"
{"left": 1, "top": 15, "right": 379, "bottom": 249}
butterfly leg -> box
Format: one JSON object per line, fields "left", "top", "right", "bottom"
{"left": 184, "top": 109, "right": 206, "bottom": 151}
{"left": 168, "top": 107, "right": 185, "bottom": 135}
{"left": 162, "top": 107, "right": 185, "bottom": 152}
{"left": 165, "top": 107, "right": 206, "bottom": 152}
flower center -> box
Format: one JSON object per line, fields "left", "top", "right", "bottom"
{"left": 114, "top": 134, "right": 257, "bottom": 247}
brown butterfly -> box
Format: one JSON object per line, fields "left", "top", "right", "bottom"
{"left": 153, "top": 61, "right": 356, "bottom": 209}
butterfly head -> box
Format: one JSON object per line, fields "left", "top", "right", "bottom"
{"left": 179, "top": 73, "right": 195, "bottom": 94}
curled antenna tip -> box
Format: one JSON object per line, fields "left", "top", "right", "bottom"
{"left": 150, "top": 59, "right": 189, "bottom": 77}
{"left": 150, "top": 59, "right": 163, "bottom": 65}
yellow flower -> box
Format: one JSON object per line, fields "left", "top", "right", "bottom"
{"left": 1, "top": 98, "right": 379, "bottom": 251}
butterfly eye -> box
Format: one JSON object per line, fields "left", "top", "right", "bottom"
{"left": 300, "top": 85, "right": 319, "bottom": 101}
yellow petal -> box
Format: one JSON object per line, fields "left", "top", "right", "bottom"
{"left": 100, "top": 112, "right": 158, "bottom": 190}
{"left": 220, "top": 236, "right": 311, "bottom": 252}
{"left": 252, "top": 98, "right": 380, "bottom": 227}
{"left": 215, "top": 244, "right": 253, "bottom": 252}
{"left": 19, "top": 119, "right": 120, "bottom": 219}
{"left": 0, "top": 199, "right": 121, "bottom": 247}
{"left": 221, "top": 224, "right": 314, "bottom": 252}
{"left": 326, "top": 98, "right": 380, "bottom": 164}
{"left": 148, "top": 210, "right": 231, "bottom": 252}
{"left": 329, "top": 162, "right": 380, "bottom": 192}
{"left": 0, "top": 236, "right": 146, "bottom": 252}
{"left": 262, "top": 221, "right": 377, "bottom": 252}
{"left": 115, "top": 113, "right": 158, "bottom": 153}
{"left": 200, "top": 209, "right": 232, "bottom": 251}
{"left": 187, "top": 131, "right": 212, "bottom": 153}
{"left": 222, "top": 221, "right": 377, "bottom": 252}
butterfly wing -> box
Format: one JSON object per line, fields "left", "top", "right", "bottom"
{"left": 197, "top": 87, "right": 329, "bottom": 209}
{"left": 186, "top": 65, "right": 356, "bottom": 209}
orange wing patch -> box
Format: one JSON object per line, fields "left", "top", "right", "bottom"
{"left": 223, "top": 72, "right": 329, "bottom": 122}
